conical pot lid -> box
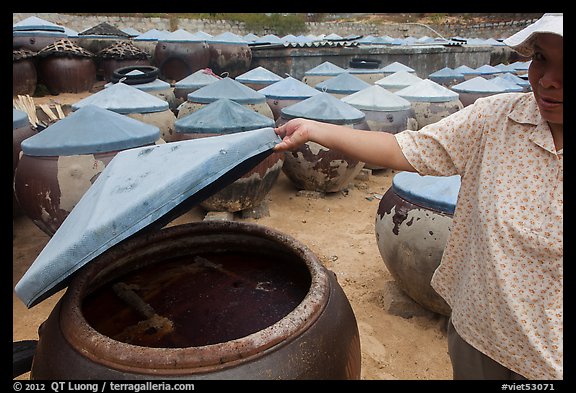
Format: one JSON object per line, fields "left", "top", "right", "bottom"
{"left": 104, "top": 70, "right": 171, "bottom": 92}
{"left": 304, "top": 61, "right": 346, "bottom": 76}
{"left": 259, "top": 76, "right": 321, "bottom": 100}
{"left": 14, "top": 126, "right": 281, "bottom": 308}
{"left": 236, "top": 66, "right": 284, "bottom": 84}
{"left": 13, "top": 16, "right": 65, "bottom": 32}
{"left": 280, "top": 92, "right": 365, "bottom": 124}
{"left": 175, "top": 68, "right": 221, "bottom": 89}
{"left": 72, "top": 82, "right": 169, "bottom": 114}
{"left": 187, "top": 77, "right": 266, "bottom": 104}
{"left": 375, "top": 71, "right": 423, "bottom": 89}
{"left": 474, "top": 64, "right": 501, "bottom": 75}
{"left": 500, "top": 72, "right": 531, "bottom": 88}
{"left": 158, "top": 28, "right": 205, "bottom": 42}
{"left": 13, "top": 109, "right": 29, "bottom": 129}
{"left": 392, "top": 171, "right": 461, "bottom": 214}
{"left": 487, "top": 76, "right": 523, "bottom": 92}
{"left": 428, "top": 67, "right": 465, "bottom": 79}
{"left": 341, "top": 85, "right": 412, "bottom": 111}
{"left": 381, "top": 61, "right": 415, "bottom": 73}
{"left": 314, "top": 72, "right": 371, "bottom": 94}
{"left": 451, "top": 76, "right": 507, "bottom": 93}
{"left": 207, "top": 31, "right": 248, "bottom": 45}
{"left": 396, "top": 79, "right": 460, "bottom": 102}
{"left": 175, "top": 98, "right": 275, "bottom": 134}
{"left": 453, "top": 65, "right": 479, "bottom": 76}
{"left": 20, "top": 105, "right": 160, "bottom": 156}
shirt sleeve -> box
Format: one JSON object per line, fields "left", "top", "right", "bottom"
{"left": 395, "top": 97, "right": 492, "bottom": 177}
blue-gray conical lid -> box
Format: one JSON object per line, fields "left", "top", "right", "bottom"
{"left": 13, "top": 16, "right": 65, "bottom": 32}
{"left": 259, "top": 76, "right": 321, "bottom": 99}
{"left": 236, "top": 66, "right": 284, "bottom": 84}
{"left": 14, "top": 126, "right": 282, "bottom": 308}
{"left": 160, "top": 29, "right": 206, "bottom": 42}
{"left": 72, "top": 82, "right": 169, "bottom": 114}
{"left": 175, "top": 68, "right": 221, "bottom": 89}
{"left": 489, "top": 76, "right": 523, "bottom": 92}
{"left": 451, "top": 76, "right": 507, "bottom": 93}
{"left": 187, "top": 77, "right": 266, "bottom": 104}
{"left": 175, "top": 98, "right": 275, "bottom": 134}
{"left": 315, "top": 72, "right": 371, "bottom": 94}
{"left": 20, "top": 105, "right": 160, "bottom": 156}
{"left": 304, "top": 61, "right": 346, "bottom": 76}
{"left": 341, "top": 85, "right": 412, "bottom": 111}
{"left": 281, "top": 92, "right": 365, "bottom": 124}
{"left": 392, "top": 171, "right": 461, "bottom": 214}
{"left": 396, "top": 79, "right": 460, "bottom": 102}
{"left": 381, "top": 61, "right": 415, "bottom": 73}
{"left": 207, "top": 31, "right": 248, "bottom": 45}
{"left": 428, "top": 67, "right": 465, "bottom": 79}
{"left": 13, "top": 109, "right": 29, "bottom": 129}
{"left": 375, "top": 71, "right": 423, "bottom": 90}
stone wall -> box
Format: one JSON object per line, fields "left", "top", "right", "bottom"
{"left": 13, "top": 13, "right": 536, "bottom": 40}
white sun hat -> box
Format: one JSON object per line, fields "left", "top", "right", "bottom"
{"left": 503, "top": 13, "right": 563, "bottom": 56}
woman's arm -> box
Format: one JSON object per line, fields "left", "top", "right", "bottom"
{"left": 274, "top": 118, "right": 416, "bottom": 172}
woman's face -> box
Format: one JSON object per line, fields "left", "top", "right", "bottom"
{"left": 528, "top": 33, "right": 563, "bottom": 127}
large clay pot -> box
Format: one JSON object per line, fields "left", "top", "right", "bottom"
{"left": 13, "top": 48, "right": 37, "bottom": 96}
{"left": 13, "top": 15, "right": 67, "bottom": 52}
{"left": 36, "top": 39, "right": 97, "bottom": 95}
{"left": 30, "top": 221, "right": 361, "bottom": 380}
{"left": 396, "top": 79, "right": 463, "bottom": 129}
{"left": 206, "top": 32, "right": 252, "bottom": 79}
{"left": 154, "top": 30, "right": 210, "bottom": 83}
{"left": 13, "top": 106, "right": 160, "bottom": 236}
{"left": 374, "top": 172, "right": 461, "bottom": 316}
{"left": 13, "top": 109, "right": 37, "bottom": 217}
{"left": 277, "top": 92, "right": 367, "bottom": 193}
{"left": 174, "top": 98, "right": 284, "bottom": 213}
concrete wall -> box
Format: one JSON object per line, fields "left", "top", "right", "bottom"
{"left": 13, "top": 13, "right": 536, "bottom": 40}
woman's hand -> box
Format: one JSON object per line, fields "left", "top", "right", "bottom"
{"left": 273, "top": 118, "right": 316, "bottom": 152}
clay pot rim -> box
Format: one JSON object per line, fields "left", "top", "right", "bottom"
{"left": 59, "top": 220, "right": 330, "bottom": 375}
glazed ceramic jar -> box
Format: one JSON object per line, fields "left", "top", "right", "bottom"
{"left": 13, "top": 109, "right": 37, "bottom": 217}
{"left": 396, "top": 79, "right": 463, "bottom": 129}
{"left": 35, "top": 39, "right": 97, "bottom": 95}
{"left": 13, "top": 105, "right": 160, "bottom": 236}
{"left": 258, "top": 76, "right": 321, "bottom": 121}
{"left": 28, "top": 221, "right": 361, "bottom": 379}
{"left": 206, "top": 32, "right": 252, "bottom": 79}
{"left": 154, "top": 29, "right": 210, "bottom": 83}
{"left": 13, "top": 48, "right": 37, "bottom": 96}
{"left": 177, "top": 77, "right": 273, "bottom": 120}
{"left": 375, "top": 171, "right": 461, "bottom": 316}
{"left": 277, "top": 92, "right": 367, "bottom": 193}
{"left": 96, "top": 41, "right": 151, "bottom": 82}
{"left": 174, "top": 98, "right": 284, "bottom": 213}
{"left": 72, "top": 82, "right": 177, "bottom": 142}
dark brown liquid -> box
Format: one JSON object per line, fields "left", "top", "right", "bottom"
{"left": 82, "top": 252, "right": 311, "bottom": 348}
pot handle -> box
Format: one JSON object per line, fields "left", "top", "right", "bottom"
{"left": 13, "top": 340, "right": 37, "bottom": 379}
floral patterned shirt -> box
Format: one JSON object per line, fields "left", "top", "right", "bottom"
{"left": 395, "top": 93, "right": 563, "bottom": 379}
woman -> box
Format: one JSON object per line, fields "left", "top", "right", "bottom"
{"left": 274, "top": 13, "right": 563, "bottom": 380}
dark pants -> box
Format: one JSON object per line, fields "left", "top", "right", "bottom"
{"left": 447, "top": 318, "right": 527, "bottom": 380}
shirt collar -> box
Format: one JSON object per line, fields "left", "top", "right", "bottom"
{"left": 508, "top": 93, "right": 558, "bottom": 154}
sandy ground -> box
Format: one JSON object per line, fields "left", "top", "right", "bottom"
{"left": 13, "top": 90, "right": 452, "bottom": 380}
